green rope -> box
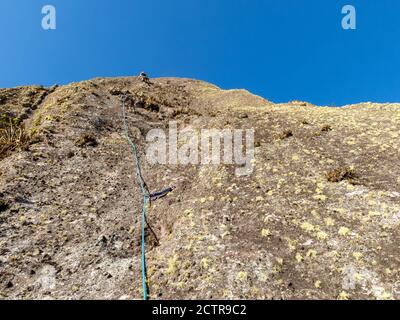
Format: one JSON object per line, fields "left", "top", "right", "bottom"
{"left": 121, "top": 96, "right": 149, "bottom": 300}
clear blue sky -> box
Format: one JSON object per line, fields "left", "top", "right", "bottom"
{"left": 0, "top": 0, "right": 399, "bottom": 106}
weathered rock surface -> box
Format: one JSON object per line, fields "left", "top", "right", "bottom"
{"left": 0, "top": 77, "right": 399, "bottom": 300}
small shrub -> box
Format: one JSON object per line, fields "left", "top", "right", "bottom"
{"left": 109, "top": 88, "right": 123, "bottom": 96}
{"left": 280, "top": 130, "right": 293, "bottom": 139}
{"left": 0, "top": 199, "right": 9, "bottom": 212}
{"left": 321, "top": 125, "right": 332, "bottom": 132}
{"left": 90, "top": 117, "right": 108, "bottom": 132}
{"left": 326, "top": 167, "right": 357, "bottom": 183}
{"left": 66, "top": 150, "right": 75, "bottom": 158}
{"left": 148, "top": 103, "right": 160, "bottom": 112}
{"left": 75, "top": 133, "right": 98, "bottom": 148}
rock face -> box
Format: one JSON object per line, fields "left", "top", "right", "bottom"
{"left": 0, "top": 77, "right": 400, "bottom": 300}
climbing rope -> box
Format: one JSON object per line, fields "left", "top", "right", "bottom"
{"left": 120, "top": 95, "right": 149, "bottom": 300}
{"left": 120, "top": 94, "right": 176, "bottom": 300}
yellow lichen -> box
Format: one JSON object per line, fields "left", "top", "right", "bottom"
{"left": 237, "top": 271, "right": 248, "bottom": 282}
{"left": 316, "top": 231, "right": 328, "bottom": 240}
{"left": 295, "top": 253, "right": 303, "bottom": 263}
{"left": 352, "top": 252, "right": 363, "bottom": 261}
{"left": 256, "top": 196, "right": 264, "bottom": 202}
{"left": 338, "top": 291, "right": 350, "bottom": 300}
{"left": 167, "top": 254, "right": 180, "bottom": 275}
{"left": 354, "top": 273, "right": 364, "bottom": 282}
{"left": 338, "top": 226, "right": 350, "bottom": 236}
{"left": 261, "top": 228, "right": 271, "bottom": 237}
{"left": 201, "top": 258, "right": 210, "bottom": 269}
{"left": 300, "top": 222, "right": 315, "bottom": 233}
{"left": 324, "top": 217, "right": 335, "bottom": 226}
{"left": 313, "top": 194, "right": 327, "bottom": 201}
{"left": 306, "top": 249, "right": 317, "bottom": 259}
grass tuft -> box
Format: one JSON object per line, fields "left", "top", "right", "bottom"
{"left": 0, "top": 118, "right": 30, "bottom": 159}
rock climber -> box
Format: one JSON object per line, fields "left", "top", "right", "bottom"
{"left": 139, "top": 71, "right": 150, "bottom": 84}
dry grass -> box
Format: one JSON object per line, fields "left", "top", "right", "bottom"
{"left": 0, "top": 118, "right": 30, "bottom": 159}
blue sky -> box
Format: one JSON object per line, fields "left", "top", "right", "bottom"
{"left": 0, "top": 0, "right": 399, "bottom": 106}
